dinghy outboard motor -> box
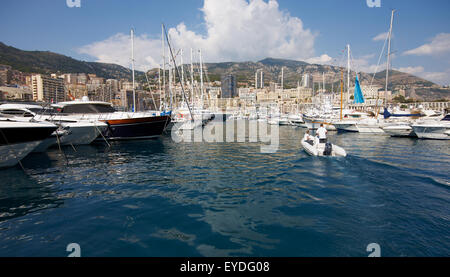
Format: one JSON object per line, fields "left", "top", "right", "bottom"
{"left": 323, "top": 142, "right": 333, "bottom": 156}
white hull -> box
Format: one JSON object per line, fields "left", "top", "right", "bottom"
{"left": 334, "top": 122, "right": 359, "bottom": 132}
{"left": 382, "top": 125, "right": 415, "bottom": 137}
{"left": 412, "top": 125, "right": 450, "bottom": 140}
{"left": 334, "top": 121, "right": 384, "bottom": 134}
{"left": 0, "top": 141, "right": 41, "bottom": 168}
{"left": 59, "top": 123, "right": 108, "bottom": 145}
{"left": 356, "top": 124, "right": 385, "bottom": 134}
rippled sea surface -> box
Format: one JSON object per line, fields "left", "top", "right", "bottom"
{"left": 0, "top": 122, "right": 449, "bottom": 257}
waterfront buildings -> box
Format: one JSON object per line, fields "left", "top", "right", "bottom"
{"left": 31, "top": 74, "right": 65, "bottom": 103}
{"left": 0, "top": 86, "right": 33, "bottom": 101}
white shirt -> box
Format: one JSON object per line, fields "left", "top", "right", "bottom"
{"left": 316, "top": 127, "right": 327, "bottom": 139}
{"left": 303, "top": 133, "right": 312, "bottom": 141}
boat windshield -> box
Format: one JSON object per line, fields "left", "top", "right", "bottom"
{"left": 29, "top": 107, "right": 59, "bottom": 115}
{"left": 0, "top": 109, "right": 34, "bottom": 117}
{"left": 60, "top": 104, "right": 116, "bottom": 114}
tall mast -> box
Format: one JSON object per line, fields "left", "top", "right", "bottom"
{"left": 131, "top": 28, "right": 136, "bottom": 112}
{"left": 190, "top": 48, "right": 194, "bottom": 106}
{"left": 191, "top": 48, "right": 194, "bottom": 105}
{"left": 281, "top": 67, "right": 284, "bottom": 92}
{"left": 162, "top": 24, "right": 194, "bottom": 120}
{"left": 340, "top": 70, "right": 344, "bottom": 120}
{"left": 158, "top": 67, "right": 162, "bottom": 111}
{"left": 199, "top": 49, "right": 204, "bottom": 108}
{"left": 168, "top": 56, "right": 173, "bottom": 109}
{"left": 347, "top": 44, "right": 350, "bottom": 106}
{"left": 322, "top": 71, "right": 325, "bottom": 104}
{"left": 385, "top": 10, "right": 395, "bottom": 107}
{"left": 180, "top": 49, "right": 184, "bottom": 90}
{"left": 161, "top": 24, "right": 166, "bottom": 110}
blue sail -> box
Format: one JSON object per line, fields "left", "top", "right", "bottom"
{"left": 353, "top": 75, "right": 365, "bottom": 104}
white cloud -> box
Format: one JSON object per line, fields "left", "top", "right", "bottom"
{"left": 394, "top": 66, "right": 450, "bottom": 85}
{"left": 78, "top": 0, "right": 317, "bottom": 71}
{"left": 404, "top": 33, "right": 450, "bottom": 56}
{"left": 305, "top": 54, "right": 332, "bottom": 64}
{"left": 396, "top": 66, "right": 425, "bottom": 75}
{"left": 372, "top": 32, "right": 389, "bottom": 42}
{"left": 419, "top": 70, "right": 450, "bottom": 85}
{"left": 78, "top": 33, "right": 161, "bottom": 71}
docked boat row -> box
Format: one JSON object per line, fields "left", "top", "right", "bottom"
{"left": 0, "top": 99, "right": 172, "bottom": 169}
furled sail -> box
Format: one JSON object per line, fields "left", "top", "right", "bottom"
{"left": 353, "top": 75, "right": 365, "bottom": 104}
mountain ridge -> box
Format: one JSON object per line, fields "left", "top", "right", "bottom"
{"left": 0, "top": 42, "right": 141, "bottom": 80}
{"left": 0, "top": 42, "right": 448, "bottom": 100}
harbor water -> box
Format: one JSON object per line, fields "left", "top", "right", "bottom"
{"left": 0, "top": 123, "right": 449, "bottom": 257}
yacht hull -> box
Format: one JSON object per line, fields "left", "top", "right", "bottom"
{"left": 103, "top": 115, "right": 171, "bottom": 140}
{"left": 412, "top": 125, "right": 450, "bottom": 140}
{"left": 60, "top": 123, "right": 108, "bottom": 145}
{"left": 0, "top": 141, "right": 41, "bottom": 168}
{"left": 0, "top": 124, "right": 57, "bottom": 168}
{"left": 382, "top": 125, "right": 416, "bottom": 137}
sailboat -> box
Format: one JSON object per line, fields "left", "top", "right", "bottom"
{"left": 334, "top": 11, "right": 400, "bottom": 134}
{"left": 333, "top": 74, "right": 385, "bottom": 133}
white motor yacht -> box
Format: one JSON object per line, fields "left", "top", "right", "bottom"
{"left": 412, "top": 113, "right": 450, "bottom": 140}
{"left": 0, "top": 103, "right": 108, "bottom": 146}
{"left": 0, "top": 118, "right": 57, "bottom": 168}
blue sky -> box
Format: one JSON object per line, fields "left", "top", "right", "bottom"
{"left": 1, "top": 0, "right": 449, "bottom": 84}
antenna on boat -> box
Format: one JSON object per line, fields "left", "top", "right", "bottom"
{"left": 162, "top": 24, "right": 194, "bottom": 121}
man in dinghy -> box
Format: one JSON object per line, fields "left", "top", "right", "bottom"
{"left": 316, "top": 124, "right": 328, "bottom": 143}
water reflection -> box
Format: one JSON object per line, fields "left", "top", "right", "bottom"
{"left": 0, "top": 169, "right": 63, "bottom": 223}
{"left": 0, "top": 124, "right": 449, "bottom": 256}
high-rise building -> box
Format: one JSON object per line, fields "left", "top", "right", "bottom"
{"left": 0, "top": 65, "right": 12, "bottom": 86}
{"left": 221, "top": 74, "right": 237, "bottom": 98}
{"left": 31, "top": 74, "right": 65, "bottom": 103}
{"left": 302, "top": 74, "right": 313, "bottom": 88}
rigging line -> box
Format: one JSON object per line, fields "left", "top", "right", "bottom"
{"left": 94, "top": 122, "right": 111, "bottom": 148}
{"left": 144, "top": 70, "right": 158, "bottom": 111}
{"left": 373, "top": 29, "right": 391, "bottom": 114}
{"left": 334, "top": 50, "right": 346, "bottom": 95}
{"left": 370, "top": 30, "right": 390, "bottom": 88}
{"left": 163, "top": 24, "right": 194, "bottom": 121}
{"left": 55, "top": 129, "right": 69, "bottom": 166}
